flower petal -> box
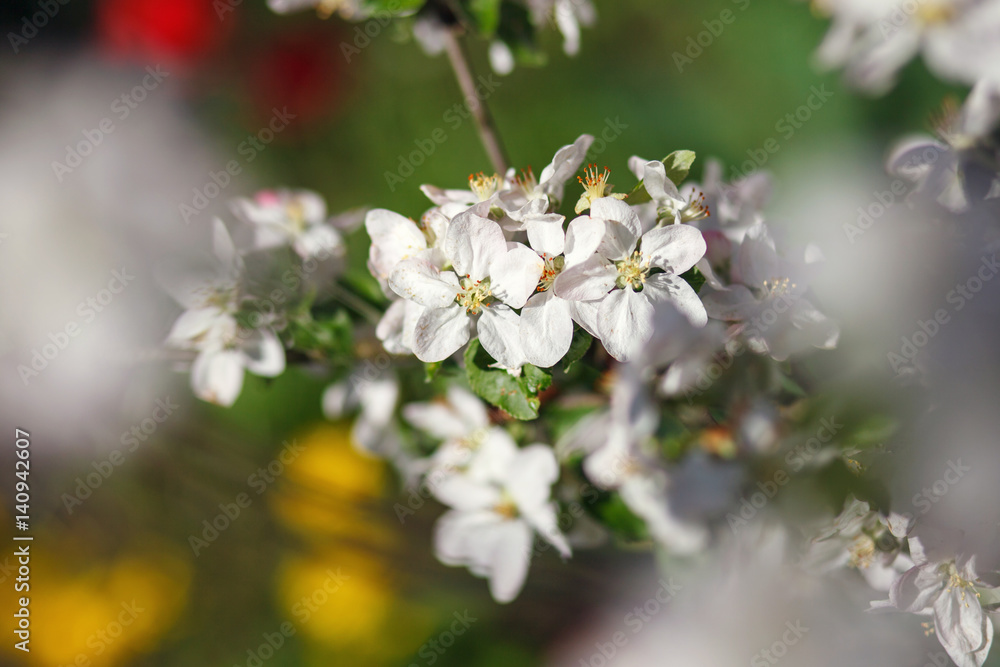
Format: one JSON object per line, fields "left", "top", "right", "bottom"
{"left": 412, "top": 304, "right": 472, "bottom": 362}
{"left": 191, "top": 346, "right": 245, "bottom": 407}
{"left": 242, "top": 328, "right": 286, "bottom": 377}
{"left": 489, "top": 244, "right": 544, "bottom": 309}
{"left": 553, "top": 255, "right": 617, "bottom": 302}
{"left": 640, "top": 224, "right": 706, "bottom": 275}
{"left": 597, "top": 287, "right": 653, "bottom": 362}
{"left": 563, "top": 215, "right": 606, "bottom": 267}
{"left": 520, "top": 292, "right": 574, "bottom": 368}
{"left": 477, "top": 305, "right": 528, "bottom": 369}
{"left": 644, "top": 274, "right": 708, "bottom": 326}
{"left": 389, "top": 255, "right": 459, "bottom": 308}
{"left": 446, "top": 213, "right": 508, "bottom": 281}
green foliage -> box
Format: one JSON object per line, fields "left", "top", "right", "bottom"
{"left": 288, "top": 309, "right": 353, "bottom": 361}
{"left": 561, "top": 328, "right": 592, "bottom": 373}
{"left": 464, "top": 339, "right": 552, "bottom": 420}
{"left": 627, "top": 150, "right": 697, "bottom": 204}
{"left": 468, "top": 0, "right": 503, "bottom": 34}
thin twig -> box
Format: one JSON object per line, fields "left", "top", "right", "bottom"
{"left": 442, "top": 27, "right": 510, "bottom": 175}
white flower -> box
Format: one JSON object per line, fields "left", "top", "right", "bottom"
{"left": 432, "top": 433, "right": 570, "bottom": 603}
{"left": 502, "top": 134, "right": 594, "bottom": 211}
{"left": 323, "top": 373, "right": 400, "bottom": 455}
{"left": 553, "top": 197, "right": 708, "bottom": 361}
{"left": 814, "top": 0, "right": 1000, "bottom": 92}
{"left": 874, "top": 535, "right": 996, "bottom": 667}
{"left": 403, "top": 386, "right": 509, "bottom": 476}
{"left": 388, "top": 211, "right": 528, "bottom": 367}
{"left": 365, "top": 207, "right": 440, "bottom": 297}
{"left": 528, "top": 0, "right": 597, "bottom": 57}
{"left": 490, "top": 200, "right": 605, "bottom": 367}
{"left": 802, "top": 496, "right": 912, "bottom": 591}
{"left": 564, "top": 366, "right": 708, "bottom": 553}
{"left": 887, "top": 80, "right": 1000, "bottom": 211}
{"left": 699, "top": 222, "right": 839, "bottom": 361}
{"left": 165, "top": 219, "right": 285, "bottom": 406}
{"left": 230, "top": 189, "right": 357, "bottom": 260}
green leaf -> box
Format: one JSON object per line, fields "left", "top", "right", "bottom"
{"left": 468, "top": 0, "right": 502, "bottom": 34}
{"left": 424, "top": 361, "right": 442, "bottom": 383}
{"left": 562, "top": 328, "right": 592, "bottom": 372}
{"left": 662, "top": 150, "right": 697, "bottom": 185}
{"left": 464, "top": 339, "right": 551, "bottom": 420}
{"left": 362, "top": 0, "right": 424, "bottom": 13}
{"left": 627, "top": 150, "right": 698, "bottom": 205}
{"left": 594, "top": 492, "right": 649, "bottom": 542}
{"left": 678, "top": 266, "right": 705, "bottom": 294}
{"left": 289, "top": 310, "right": 353, "bottom": 360}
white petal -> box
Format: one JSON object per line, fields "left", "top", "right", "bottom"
{"left": 563, "top": 215, "right": 606, "bottom": 267}
{"left": 569, "top": 299, "right": 602, "bottom": 339}
{"left": 242, "top": 328, "right": 286, "bottom": 377}
{"left": 639, "top": 160, "right": 682, "bottom": 203}
{"left": 737, "top": 222, "right": 779, "bottom": 289}
{"left": 212, "top": 218, "right": 244, "bottom": 278}
{"left": 699, "top": 284, "right": 759, "bottom": 321}
{"left": 191, "top": 347, "right": 245, "bottom": 407}
{"left": 447, "top": 385, "right": 491, "bottom": 431}
{"left": 620, "top": 475, "right": 707, "bottom": 554}
{"left": 644, "top": 274, "right": 708, "bottom": 326}
{"left": 433, "top": 475, "right": 502, "bottom": 512}
{"left": 487, "top": 520, "right": 534, "bottom": 603}
{"left": 446, "top": 214, "right": 507, "bottom": 281}
{"left": 591, "top": 198, "right": 641, "bottom": 245}
{"left": 167, "top": 307, "right": 227, "bottom": 345}
{"left": 295, "top": 225, "right": 343, "bottom": 260}
{"left": 597, "top": 287, "right": 653, "bottom": 362}
{"left": 524, "top": 217, "right": 566, "bottom": 256}
{"left": 489, "top": 244, "right": 544, "bottom": 309}
{"left": 365, "top": 209, "right": 427, "bottom": 283}
{"left": 553, "top": 255, "right": 617, "bottom": 301}
{"left": 505, "top": 444, "right": 559, "bottom": 511}
{"left": 640, "top": 224, "right": 706, "bottom": 275}
{"left": 477, "top": 305, "right": 528, "bottom": 369}
{"left": 520, "top": 292, "right": 574, "bottom": 368}
{"left": 539, "top": 134, "right": 594, "bottom": 201}
{"left": 389, "top": 255, "right": 459, "bottom": 308}
{"left": 412, "top": 305, "right": 472, "bottom": 362}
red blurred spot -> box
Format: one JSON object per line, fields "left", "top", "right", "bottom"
{"left": 246, "top": 28, "right": 349, "bottom": 128}
{"left": 95, "top": 0, "right": 232, "bottom": 67}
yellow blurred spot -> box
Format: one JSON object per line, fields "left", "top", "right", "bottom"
{"left": 285, "top": 424, "right": 385, "bottom": 502}
{"left": 2, "top": 542, "right": 190, "bottom": 667}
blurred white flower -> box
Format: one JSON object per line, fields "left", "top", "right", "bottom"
{"left": 432, "top": 432, "right": 570, "bottom": 603}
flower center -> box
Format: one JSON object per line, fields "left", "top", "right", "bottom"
{"left": 576, "top": 165, "right": 627, "bottom": 213}
{"left": 942, "top": 562, "right": 980, "bottom": 605}
{"left": 456, "top": 276, "right": 493, "bottom": 314}
{"left": 615, "top": 251, "right": 649, "bottom": 290}
{"left": 916, "top": 2, "right": 955, "bottom": 26}
{"left": 537, "top": 254, "right": 565, "bottom": 292}
{"left": 760, "top": 277, "right": 795, "bottom": 298}
{"left": 493, "top": 495, "right": 519, "bottom": 519}
{"left": 469, "top": 172, "right": 502, "bottom": 201}
{"left": 848, "top": 535, "right": 876, "bottom": 569}
{"left": 516, "top": 167, "right": 538, "bottom": 195}
{"left": 286, "top": 200, "right": 307, "bottom": 234}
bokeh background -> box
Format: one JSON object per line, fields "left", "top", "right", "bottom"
{"left": 0, "top": 0, "right": 976, "bottom": 665}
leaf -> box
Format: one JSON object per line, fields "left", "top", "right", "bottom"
{"left": 662, "top": 149, "right": 697, "bottom": 185}
{"left": 362, "top": 0, "right": 424, "bottom": 13}
{"left": 678, "top": 266, "right": 705, "bottom": 294}
{"left": 627, "top": 150, "right": 698, "bottom": 205}
{"left": 593, "top": 492, "right": 649, "bottom": 542}
{"left": 562, "top": 328, "right": 592, "bottom": 372}
{"left": 424, "top": 361, "right": 442, "bottom": 383}
{"left": 468, "top": 0, "right": 502, "bottom": 34}
{"left": 288, "top": 310, "right": 353, "bottom": 360}
{"left": 464, "top": 339, "right": 552, "bottom": 420}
